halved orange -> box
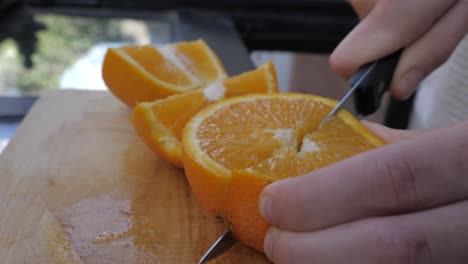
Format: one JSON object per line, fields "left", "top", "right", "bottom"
{"left": 102, "top": 39, "right": 227, "bottom": 106}
{"left": 131, "top": 62, "right": 279, "bottom": 167}
{"left": 182, "top": 93, "right": 385, "bottom": 252}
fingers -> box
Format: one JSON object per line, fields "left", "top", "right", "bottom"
{"left": 330, "top": 0, "right": 457, "bottom": 78}
{"left": 349, "top": 0, "right": 377, "bottom": 18}
{"left": 391, "top": 0, "right": 468, "bottom": 99}
{"left": 264, "top": 200, "right": 468, "bottom": 264}
{"left": 360, "top": 120, "right": 417, "bottom": 143}
{"left": 258, "top": 121, "right": 468, "bottom": 232}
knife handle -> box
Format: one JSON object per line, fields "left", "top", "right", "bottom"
{"left": 351, "top": 49, "right": 402, "bottom": 116}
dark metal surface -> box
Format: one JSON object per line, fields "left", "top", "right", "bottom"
{"left": 0, "top": 97, "right": 37, "bottom": 118}
{"left": 25, "top": 0, "right": 348, "bottom": 7}
{"left": 25, "top": 0, "right": 356, "bottom": 54}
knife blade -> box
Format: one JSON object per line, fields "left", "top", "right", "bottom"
{"left": 198, "top": 229, "right": 237, "bottom": 264}
{"left": 324, "top": 49, "right": 402, "bottom": 122}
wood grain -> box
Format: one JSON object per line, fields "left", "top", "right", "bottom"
{"left": 0, "top": 90, "right": 270, "bottom": 264}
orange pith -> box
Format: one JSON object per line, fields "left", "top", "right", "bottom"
{"left": 102, "top": 39, "right": 227, "bottom": 107}
{"left": 131, "top": 62, "right": 279, "bottom": 167}
{"left": 182, "top": 93, "right": 385, "bottom": 251}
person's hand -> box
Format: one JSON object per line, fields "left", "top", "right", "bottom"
{"left": 330, "top": 0, "right": 468, "bottom": 99}
{"left": 258, "top": 120, "right": 468, "bottom": 263}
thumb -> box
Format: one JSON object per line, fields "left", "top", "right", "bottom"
{"left": 360, "top": 120, "right": 418, "bottom": 143}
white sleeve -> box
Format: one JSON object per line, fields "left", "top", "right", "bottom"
{"left": 409, "top": 35, "right": 468, "bottom": 130}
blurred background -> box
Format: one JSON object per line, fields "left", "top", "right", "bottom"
{"left": 0, "top": 0, "right": 413, "bottom": 152}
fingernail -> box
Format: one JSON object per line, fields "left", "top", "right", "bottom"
{"left": 263, "top": 227, "right": 275, "bottom": 258}
{"left": 398, "top": 69, "right": 425, "bottom": 99}
{"left": 259, "top": 193, "right": 273, "bottom": 222}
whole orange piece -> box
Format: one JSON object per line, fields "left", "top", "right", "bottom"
{"left": 102, "top": 39, "right": 227, "bottom": 107}
{"left": 182, "top": 93, "right": 385, "bottom": 252}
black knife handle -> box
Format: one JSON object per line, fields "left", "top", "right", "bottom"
{"left": 351, "top": 50, "right": 402, "bottom": 116}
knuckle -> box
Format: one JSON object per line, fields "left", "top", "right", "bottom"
{"left": 329, "top": 51, "right": 349, "bottom": 77}
{"left": 377, "top": 0, "right": 402, "bottom": 14}
{"left": 271, "top": 180, "right": 315, "bottom": 230}
{"left": 269, "top": 184, "right": 289, "bottom": 226}
{"left": 456, "top": 138, "right": 468, "bottom": 174}
{"left": 368, "top": 154, "right": 419, "bottom": 213}
{"left": 426, "top": 41, "right": 453, "bottom": 70}
{"left": 263, "top": 182, "right": 289, "bottom": 226}
{"left": 376, "top": 223, "right": 433, "bottom": 264}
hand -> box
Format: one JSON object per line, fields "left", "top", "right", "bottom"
{"left": 258, "top": 120, "right": 468, "bottom": 263}
{"left": 330, "top": 0, "right": 468, "bottom": 99}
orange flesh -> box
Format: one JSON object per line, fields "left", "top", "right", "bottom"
{"left": 197, "top": 98, "right": 376, "bottom": 179}
{"left": 224, "top": 66, "right": 273, "bottom": 96}
{"left": 173, "top": 42, "right": 221, "bottom": 83}
{"left": 151, "top": 91, "right": 210, "bottom": 140}
{"left": 121, "top": 46, "right": 193, "bottom": 86}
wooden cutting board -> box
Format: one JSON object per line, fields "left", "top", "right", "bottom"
{"left": 0, "top": 90, "right": 270, "bottom": 264}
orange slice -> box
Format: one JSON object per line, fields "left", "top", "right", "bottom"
{"left": 102, "top": 39, "right": 227, "bottom": 106}
{"left": 131, "top": 62, "right": 279, "bottom": 167}
{"left": 182, "top": 93, "right": 385, "bottom": 252}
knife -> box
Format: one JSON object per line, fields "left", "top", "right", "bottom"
{"left": 198, "top": 228, "right": 237, "bottom": 264}
{"left": 198, "top": 50, "right": 402, "bottom": 264}
{"left": 324, "top": 49, "right": 402, "bottom": 121}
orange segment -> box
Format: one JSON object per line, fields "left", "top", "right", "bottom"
{"left": 131, "top": 62, "right": 279, "bottom": 167}
{"left": 182, "top": 93, "right": 385, "bottom": 251}
{"left": 120, "top": 45, "right": 194, "bottom": 86}
{"left": 224, "top": 170, "right": 272, "bottom": 252}
{"left": 171, "top": 41, "right": 226, "bottom": 83}
{"left": 102, "top": 39, "right": 227, "bottom": 107}
{"left": 224, "top": 61, "right": 278, "bottom": 96}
